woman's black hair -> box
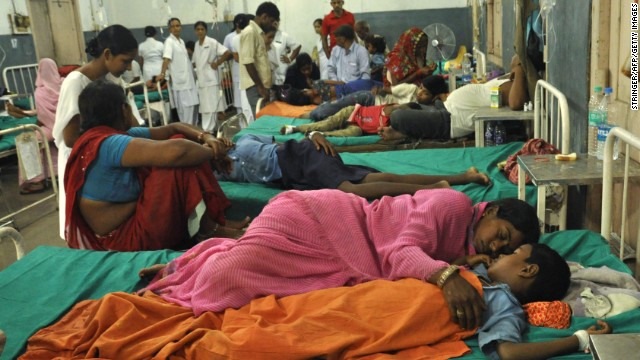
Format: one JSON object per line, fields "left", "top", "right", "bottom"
{"left": 522, "top": 243, "right": 570, "bottom": 303}
{"left": 365, "top": 34, "right": 386, "bottom": 54}
{"left": 85, "top": 24, "right": 138, "bottom": 59}
{"left": 144, "top": 26, "right": 157, "bottom": 37}
{"left": 313, "top": 18, "right": 322, "bottom": 26}
{"left": 286, "top": 88, "right": 312, "bottom": 106}
{"left": 194, "top": 21, "right": 208, "bottom": 31}
{"left": 488, "top": 198, "right": 541, "bottom": 246}
{"left": 232, "top": 14, "right": 245, "bottom": 32}
{"left": 294, "top": 53, "right": 313, "bottom": 69}
{"left": 167, "top": 17, "right": 181, "bottom": 28}
{"left": 78, "top": 79, "right": 128, "bottom": 133}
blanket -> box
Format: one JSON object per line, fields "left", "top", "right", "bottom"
{"left": 256, "top": 101, "right": 316, "bottom": 119}
{"left": 20, "top": 275, "right": 481, "bottom": 360}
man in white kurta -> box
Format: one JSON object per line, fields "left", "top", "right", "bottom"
{"left": 157, "top": 18, "right": 199, "bottom": 125}
{"left": 193, "top": 22, "right": 232, "bottom": 132}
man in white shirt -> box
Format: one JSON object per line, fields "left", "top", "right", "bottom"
{"left": 239, "top": 2, "right": 280, "bottom": 118}
{"left": 327, "top": 25, "right": 370, "bottom": 83}
{"left": 156, "top": 18, "right": 199, "bottom": 125}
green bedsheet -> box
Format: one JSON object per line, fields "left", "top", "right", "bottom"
{"left": 0, "top": 116, "right": 38, "bottom": 153}
{"left": 232, "top": 115, "right": 382, "bottom": 146}
{"left": 221, "top": 141, "right": 533, "bottom": 220}
{"left": 133, "top": 89, "right": 169, "bottom": 109}
{"left": 0, "top": 230, "right": 637, "bottom": 359}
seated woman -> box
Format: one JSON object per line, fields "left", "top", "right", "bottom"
{"left": 65, "top": 80, "right": 247, "bottom": 252}
{"left": 8, "top": 58, "right": 63, "bottom": 194}
{"left": 139, "top": 186, "right": 540, "bottom": 334}
{"left": 384, "top": 27, "right": 436, "bottom": 87}
{"left": 380, "top": 56, "right": 529, "bottom": 141}
{"left": 283, "top": 52, "right": 320, "bottom": 91}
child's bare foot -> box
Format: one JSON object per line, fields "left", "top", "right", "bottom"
{"left": 139, "top": 264, "right": 167, "bottom": 279}
{"left": 378, "top": 126, "right": 406, "bottom": 141}
{"left": 464, "top": 167, "right": 491, "bottom": 186}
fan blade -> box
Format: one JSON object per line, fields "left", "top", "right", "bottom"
{"left": 436, "top": 46, "right": 447, "bottom": 60}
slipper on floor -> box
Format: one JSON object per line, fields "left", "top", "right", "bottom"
{"left": 20, "top": 182, "right": 46, "bottom": 195}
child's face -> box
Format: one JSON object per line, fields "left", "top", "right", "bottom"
{"left": 264, "top": 32, "right": 276, "bottom": 47}
{"left": 486, "top": 244, "right": 533, "bottom": 283}
{"left": 472, "top": 207, "right": 525, "bottom": 258}
{"left": 366, "top": 43, "right": 375, "bottom": 54}
{"left": 416, "top": 88, "right": 434, "bottom": 105}
{"left": 314, "top": 22, "right": 322, "bottom": 35}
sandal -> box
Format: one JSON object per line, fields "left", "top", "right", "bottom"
{"left": 20, "top": 181, "right": 46, "bottom": 195}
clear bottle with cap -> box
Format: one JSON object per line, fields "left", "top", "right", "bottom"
{"left": 484, "top": 122, "right": 495, "bottom": 146}
{"left": 596, "top": 87, "right": 619, "bottom": 160}
{"left": 587, "top": 86, "right": 603, "bottom": 156}
{"left": 494, "top": 121, "right": 507, "bottom": 145}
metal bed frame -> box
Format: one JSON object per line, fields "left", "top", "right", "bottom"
{"left": 516, "top": 79, "right": 571, "bottom": 231}
{"left": 2, "top": 63, "right": 39, "bottom": 110}
{"left": 601, "top": 126, "right": 640, "bottom": 277}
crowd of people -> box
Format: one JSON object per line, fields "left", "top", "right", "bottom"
{"left": 4, "top": 2, "right": 614, "bottom": 358}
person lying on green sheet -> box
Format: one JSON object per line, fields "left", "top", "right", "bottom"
{"left": 279, "top": 102, "right": 421, "bottom": 137}
{"left": 379, "top": 55, "right": 529, "bottom": 141}
{"left": 213, "top": 132, "right": 490, "bottom": 198}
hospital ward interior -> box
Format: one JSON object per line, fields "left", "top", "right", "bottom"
{"left": 1, "top": 0, "right": 640, "bottom": 359}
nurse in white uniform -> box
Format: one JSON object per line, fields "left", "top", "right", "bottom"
{"left": 193, "top": 21, "right": 232, "bottom": 132}
{"left": 53, "top": 25, "right": 138, "bottom": 241}
{"left": 224, "top": 14, "right": 247, "bottom": 115}
{"left": 138, "top": 26, "right": 164, "bottom": 83}
{"left": 156, "top": 18, "right": 199, "bottom": 125}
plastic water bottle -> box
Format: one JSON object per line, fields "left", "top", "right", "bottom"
{"left": 596, "top": 87, "right": 619, "bottom": 160}
{"left": 587, "top": 86, "right": 603, "bottom": 156}
{"left": 462, "top": 54, "right": 472, "bottom": 75}
{"left": 484, "top": 122, "right": 495, "bottom": 146}
{"left": 494, "top": 121, "right": 507, "bottom": 145}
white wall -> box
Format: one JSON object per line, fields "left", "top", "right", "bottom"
{"left": 0, "top": 0, "right": 29, "bottom": 35}
{"left": 101, "top": 0, "right": 468, "bottom": 53}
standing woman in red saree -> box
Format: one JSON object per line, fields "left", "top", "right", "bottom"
{"left": 384, "top": 27, "right": 435, "bottom": 87}
{"left": 65, "top": 80, "right": 244, "bottom": 251}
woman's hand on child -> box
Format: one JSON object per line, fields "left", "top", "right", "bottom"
{"left": 442, "top": 273, "right": 486, "bottom": 330}
{"left": 453, "top": 254, "right": 492, "bottom": 267}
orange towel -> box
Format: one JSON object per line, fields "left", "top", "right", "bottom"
{"left": 21, "top": 273, "right": 481, "bottom": 360}
{"left": 256, "top": 101, "right": 317, "bottom": 119}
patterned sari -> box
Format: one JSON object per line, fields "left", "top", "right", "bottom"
{"left": 384, "top": 27, "right": 429, "bottom": 87}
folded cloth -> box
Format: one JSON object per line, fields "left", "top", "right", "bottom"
{"left": 523, "top": 301, "right": 572, "bottom": 329}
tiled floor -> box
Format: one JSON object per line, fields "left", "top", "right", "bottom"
{"left": 0, "top": 156, "right": 64, "bottom": 270}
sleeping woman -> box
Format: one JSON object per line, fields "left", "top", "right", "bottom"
{"left": 64, "top": 80, "right": 247, "bottom": 252}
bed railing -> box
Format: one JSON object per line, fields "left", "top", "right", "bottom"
{"left": 534, "top": 80, "right": 571, "bottom": 154}
{"left": 2, "top": 63, "right": 38, "bottom": 110}
{"left": 600, "top": 126, "right": 640, "bottom": 276}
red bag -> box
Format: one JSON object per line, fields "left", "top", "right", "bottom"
{"left": 503, "top": 138, "right": 560, "bottom": 184}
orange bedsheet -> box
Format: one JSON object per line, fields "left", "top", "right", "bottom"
{"left": 21, "top": 274, "right": 481, "bottom": 360}
{"left": 256, "top": 101, "right": 317, "bottom": 119}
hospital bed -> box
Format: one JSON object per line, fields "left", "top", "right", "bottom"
{"left": 2, "top": 230, "right": 638, "bottom": 359}
{"left": 2, "top": 63, "right": 38, "bottom": 111}
{"left": 221, "top": 79, "right": 569, "bottom": 220}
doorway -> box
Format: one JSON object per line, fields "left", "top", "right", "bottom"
{"left": 27, "top": 0, "right": 86, "bottom": 66}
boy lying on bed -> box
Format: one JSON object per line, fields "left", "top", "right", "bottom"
{"left": 279, "top": 102, "right": 421, "bottom": 137}
{"left": 213, "top": 132, "right": 489, "bottom": 198}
